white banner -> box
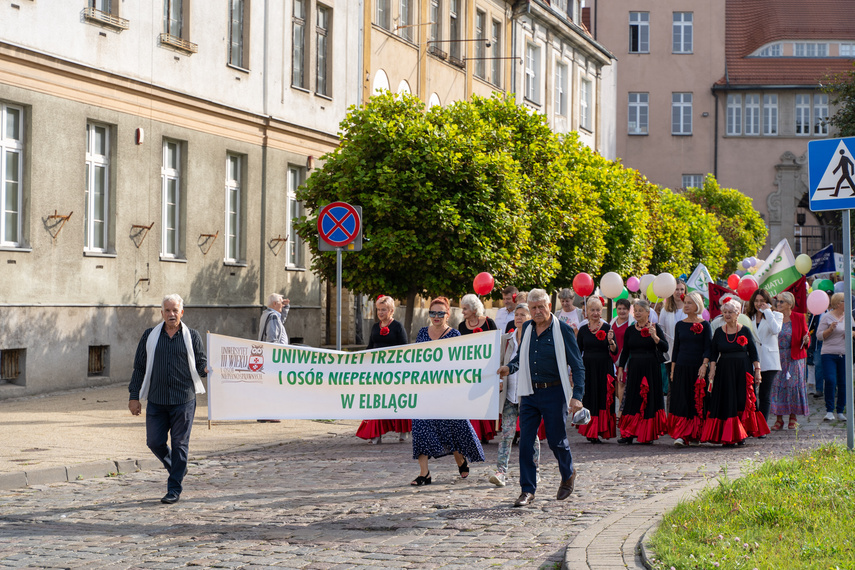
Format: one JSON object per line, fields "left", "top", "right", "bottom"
{"left": 686, "top": 262, "right": 713, "bottom": 300}
{"left": 206, "top": 331, "right": 501, "bottom": 421}
{"left": 755, "top": 239, "right": 801, "bottom": 296}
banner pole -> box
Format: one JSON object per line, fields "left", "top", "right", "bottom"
{"left": 844, "top": 211, "right": 854, "bottom": 450}
{"left": 336, "top": 247, "right": 343, "bottom": 351}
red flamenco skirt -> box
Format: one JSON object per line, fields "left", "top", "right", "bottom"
{"left": 355, "top": 419, "right": 412, "bottom": 439}
{"left": 741, "top": 372, "right": 771, "bottom": 437}
{"left": 618, "top": 409, "right": 667, "bottom": 443}
{"left": 700, "top": 416, "right": 748, "bottom": 445}
{"left": 666, "top": 376, "right": 707, "bottom": 441}
{"left": 470, "top": 419, "right": 498, "bottom": 442}
{"left": 578, "top": 409, "right": 617, "bottom": 439}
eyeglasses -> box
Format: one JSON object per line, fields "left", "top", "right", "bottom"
{"left": 428, "top": 311, "right": 447, "bottom": 318}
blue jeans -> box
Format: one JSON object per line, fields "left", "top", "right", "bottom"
{"left": 146, "top": 399, "right": 196, "bottom": 494}
{"left": 518, "top": 384, "right": 574, "bottom": 494}
{"left": 821, "top": 354, "right": 847, "bottom": 414}
{"left": 814, "top": 340, "right": 824, "bottom": 394}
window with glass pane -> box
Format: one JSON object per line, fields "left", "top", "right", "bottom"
{"left": 841, "top": 43, "right": 855, "bottom": 57}
{"left": 726, "top": 94, "right": 741, "bottom": 135}
{"left": 745, "top": 94, "right": 760, "bottom": 135}
{"left": 292, "top": 0, "right": 307, "bottom": 88}
{"left": 629, "top": 12, "right": 649, "bottom": 53}
{"left": 229, "top": 0, "right": 245, "bottom": 67}
{"left": 399, "top": 0, "right": 412, "bottom": 41}
{"left": 287, "top": 167, "right": 304, "bottom": 268}
{"left": 90, "top": 0, "right": 112, "bottom": 13}
{"left": 164, "top": 0, "right": 183, "bottom": 37}
{"left": 429, "top": 0, "right": 440, "bottom": 43}
{"left": 814, "top": 94, "right": 829, "bottom": 135}
{"left": 628, "top": 92, "right": 648, "bottom": 134}
{"left": 474, "top": 10, "right": 486, "bottom": 78}
{"left": 316, "top": 5, "right": 330, "bottom": 96}
{"left": 225, "top": 154, "right": 241, "bottom": 261}
{"left": 672, "top": 12, "right": 692, "bottom": 53}
{"left": 671, "top": 93, "right": 692, "bottom": 135}
{"left": 525, "top": 44, "right": 539, "bottom": 102}
{"left": 795, "top": 94, "right": 811, "bottom": 135}
{"left": 758, "top": 43, "right": 782, "bottom": 57}
{"left": 376, "top": 0, "right": 390, "bottom": 30}
{"left": 162, "top": 141, "right": 181, "bottom": 257}
{"left": 1, "top": 104, "right": 23, "bottom": 247}
{"left": 491, "top": 20, "right": 501, "bottom": 87}
{"left": 682, "top": 174, "right": 703, "bottom": 189}
{"left": 580, "top": 78, "right": 592, "bottom": 131}
{"left": 795, "top": 43, "right": 828, "bottom": 57}
{"left": 555, "top": 63, "right": 567, "bottom": 116}
{"left": 449, "top": 0, "right": 460, "bottom": 60}
{"left": 85, "top": 123, "right": 109, "bottom": 251}
{"left": 763, "top": 94, "right": 778, "bottom": 135}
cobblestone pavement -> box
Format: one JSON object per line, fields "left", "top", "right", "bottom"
{"left": 1, "top": 396, "right": 845, "bottom": 570}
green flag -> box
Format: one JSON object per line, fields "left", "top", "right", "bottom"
{"left": 755, "top": 239, "right": 801, "bottom": 296}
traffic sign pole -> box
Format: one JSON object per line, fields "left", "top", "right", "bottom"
{"left": 336, "top": 247, "right": 342, "bottom": 351}
{"left": 845, "top": 212, "right": 854, "bottom": 449}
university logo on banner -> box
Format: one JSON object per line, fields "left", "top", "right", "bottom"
{"left": 754, "top": 239, "right": 800, "bottom": 296}
{"left": 248, "top": 345, "right": 264, "bottom": 372}
{"left": 686, "top": 263, "right": 714, "bottom": 300}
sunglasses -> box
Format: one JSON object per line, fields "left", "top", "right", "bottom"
{"left": 428, "top": 311, "right": 447, "bottom": 317}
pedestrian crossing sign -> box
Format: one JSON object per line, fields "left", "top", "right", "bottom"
{"left": 809, "top": 137, "right": 855, "bottom": 211}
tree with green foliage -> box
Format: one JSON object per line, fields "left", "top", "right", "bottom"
{"left": 822, "top": 63, "right": 855, "bottom": 136}
{"left": 684, "top": 175, "right": 767, "bottom": 274}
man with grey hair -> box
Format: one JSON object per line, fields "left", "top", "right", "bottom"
{"left": 498, "top": 288, "right": 585, "bottom": 507}
{"left": 128, "top": 294, "right": 207, "bottom": 504}
{"left": 259, "top": 293, "right": 290, "bottom": 345}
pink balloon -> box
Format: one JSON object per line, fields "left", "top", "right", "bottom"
{"left": 626, "top": 276, "right": 640, "bottom": 292}
{"left": 701, "top": 309, "right": 710, "bottom": 321}
{"left": 473, "top": 272, "right": 494, "bottom": 296}
{"left": 807, "top": 290, "right": 830, "bottom": 315}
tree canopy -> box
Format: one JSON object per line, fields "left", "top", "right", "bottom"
{"left": 822, "top": 63, "right": 855, "bottom": 136}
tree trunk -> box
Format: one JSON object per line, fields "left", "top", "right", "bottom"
{"left": 404, "top": 288, "right": 418, "bottom": 340}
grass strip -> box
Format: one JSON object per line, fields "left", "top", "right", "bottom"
{"left": 649, "top": 443, "right": 855, "bottom": 569}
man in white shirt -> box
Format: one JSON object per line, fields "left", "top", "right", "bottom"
{"left": 495, "top": 286, "right": 518, "bottom": 333}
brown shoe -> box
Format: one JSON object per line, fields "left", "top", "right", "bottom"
{"left": 557, "top": 472, "right": 577, "bottom": 500}
{"left": 513, "top": 492, "right": 535, "bottom": 507}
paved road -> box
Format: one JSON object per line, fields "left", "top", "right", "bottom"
{"left": 1, "top": 399, "right": 843, "bottom": 569}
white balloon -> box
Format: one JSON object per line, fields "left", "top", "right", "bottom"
{"left": 639, "top": 274, "right": 656, "bottom": 297}
{"left": 653, "top": 272, "right": 677, "bottom": 299}
{"left": 599, "top": 272, "right": 624, "bottom": 299}
{"left": 834, "top": 281, "right": 845, "bottom": 293}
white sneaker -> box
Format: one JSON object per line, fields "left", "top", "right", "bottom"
{"left": 824, "top": 412, "right": 835, "bottom": 421}
{"left": 489, "top": 472, "right": 507, "bottom": 487}
{"left": 371, "top": 436, "right": 382, "bottom": 444}
{"left": 674, "top": 438, "right": 686, "bottom": 448}
{"left": 838, "top": 413, "right": 847, "bottom": 421}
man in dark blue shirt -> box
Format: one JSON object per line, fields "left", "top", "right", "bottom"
{"left": 129, "top": 294, "right": 207, "bottom": 504}
{"left": 498, "top": 288, "right": 585, "bottom": 507}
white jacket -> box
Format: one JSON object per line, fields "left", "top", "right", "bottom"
{"left": 753, "top": 309, "right": 783, "bottom": 372}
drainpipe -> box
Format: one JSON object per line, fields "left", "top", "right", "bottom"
{"left": 712, "top": 89, "right": 719, "bottom": 178}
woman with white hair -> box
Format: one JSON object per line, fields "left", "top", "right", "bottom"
{"left": 576, "top": 296, "right": 618, "bottom": 443}
{"left": 702, "top": 298, "right": 764, "bottom": 445}
{"left": 458, "top": 293, "right": 499, "bottom": 443}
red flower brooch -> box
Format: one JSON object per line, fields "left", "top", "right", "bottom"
{"left": 736, "top": 335, "right": 748, "bottom": 347}
{"left": 640, "top": 327, "right": 651, "bottom": 337}
{"left": 691, "top": 322, "right": 704, "bottom": 334}
{"left": 680, "top": 293, "right": 686, "bottom": 301}
{"left": 380, "top": 326, "right": 390, "bottom": 336}
{"left": 473, "top": 327, "right": 484, "bottom": 333}
{"left": 596, "top": 330, "right": 607, "bottom": 341}
{"left": 512, "top": 293, "right": 517, "bottom": 302}
{"left": 508, "top": 328, "right": 515, "bottom": 334}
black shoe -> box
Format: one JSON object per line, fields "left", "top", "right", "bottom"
{"left": 617, "top": 436, "right": 634, "bottom": 444}
{"left": 557, "top": 472, "right": 577, "bottom": 500}
{"left": 458, "top": 458, "right": 470, "bottom": 479}
{"left": 410, "top": 472, "right": 431, "bottom": 486}
{"left": 814, "top": 393, "right": 825, "bottom": 399}
{"left": 587, "top": 437, "right": 601, "bottom": 444}
{"left": 161, "top": 491, "right": 180, "bottom": 504}
{"left": 514, "top": 492, "right": 535, "bottom": 507}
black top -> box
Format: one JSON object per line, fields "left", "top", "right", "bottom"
{"left": 366, "top": 319, "right": 408, "bottom": 349}
{"left": 458, "top": 317, "right": 498, "bottom": 335}
{"left": 671, "top": 320, "right": 712, "bottom": 366}
{"left": 706, "top": 325, "right": 759, "bottom": 363}
{"left": 617, "top": 324, "right": 668, "bottom": 368}
{"left": 577, "top": 322, "right": 614, "bottom": 355}
{"left": 129, "top": 324, "right": 208, "bottom": 405}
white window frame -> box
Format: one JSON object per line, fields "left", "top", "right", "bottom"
{"left": 316, "top": 3, "right": 330, "bottom": 97}
{"left": 90, "top": 0, "right": 113, "bottom": 13}
{"left": 375, "top": 0, "right": 390, "bottom": 31}
{"left": 161, "top": 140, "right": 181, "bottom": 258}
{"left": 763, "top": 94, "right": 778, "bottom": 136}
{"left": 795, "top": 94, "right": 811, "bottom": 136}
{"left": 474, "top": 9, "right": 486, "bottom": 79}
{"left": 671, "top": 92, "right": 692, "bottom": 135}
{"left": 399, "top": 0, "right": 412, "bottom": 42}
{"left": 629, "top": 12, "right": 649, "bottom": 54}
{"left": 84, "top": 122, "right": 110, "bottom": 253}
{"left": 795, "top": 42, "right": 828, "bottom": 57}
{"left": 580, "top": 78, "right": 592, "bottom": 131}
{"left": 429, "top": 0, "right": 441, "bottom": 43}
{"left": 449, "top": 0, "right": 461, "bottom": 60}
{"left": 225, "top": 154, "right": 242, "bottom": 263}
{"left": 228, "top": 0, "right": 246, "bottom": 68}
{"left": 628, "top": 92, "right": 648, "bottom": 135}
{"left": 726, "top": 94, "right": 741, "bottom": 136}
{"left": 672, "top": 12, "right": 692, "bottom": 54}
{"left": 292, "top": 0, "right": 307, "bottom": 89}
{"left": 841, "top": 43, "right": 855, "bottom": 57}
{"left": 525, "top": 43, "right": 541, "bottom": 104}
{"left": 164, "top": 0, "right": 184, "bottom": 37}
{"left": 1, "top": 103, "right": 24, "bottom": 247}
{"left": 287, "top": 166, "right": 305, "bottom": 268}
{"left": 555, "top": 61, "right": 567, "bottom": 116}
{"left": 758, "top": 43, "right": 782, "bottom": 57}
{"left": 814, "top": 93, "right": 829, "bottom": 136}
{"left": 682, "top": 174, "right": 704, "bottom": 189}
{"left": 745, "top": 94, "right": 760, "bottom": 136}
{"left": 491, "top": 19, "right": 502, "bottom": 87}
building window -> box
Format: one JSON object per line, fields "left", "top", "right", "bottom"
{"left": 292, "top": 0, "right": 307, "bottom": 88}
{"left": 449, "top": 0, "right": 461, "bottom": 61}
{"left": 525, "top": 43, "right": 540, "bottom": 103}
{"left": 763, "top": 94, "right": 778, "bottom": 135}
{"left": 163, "top": 0, "right": 184, "bottom": 37}
{"left": 795, "top": 42, "right": 828, "bottom": 57}
{"left": 88, "top": 345, "right": 109, "bottom": 377}
{"left": 555, "top": 62, "right": 567, "bottom": 116}
{"left": 629, "top": 12, "right": 649, "bottom": 54}
{"left": 90, "top": 0, "right": 113, "bottom": 12}
{"left": 726, "top": 94, "right": 741, "bottom": 135}
{"left": 795, "top": 94, "right": 811, "bottom": 135}
{"left": 814, "top": 94, "right": 829, "bottom": 135}
{"left": 474, "top": 10, "right": 486, "bottom": 79}
{"left": 758, "top": 43, "right": 782, "bottom": 57}
{"left": 0, "top": 348, "right": 25, "bottom": 385}
{"left": 671, "top": 93, "right": 692, "bottom": 135}
{"left": 399, "top": 0, "right": 412, "bottom": 41}
{"left": 1, "top": 103, "right": 23, "bottom": 247}
{"left": 745, "top": 94, "right": 760, "bottom": 136}
{"left": 375, "top": 0, "right": 390, "bottom": 31}
{"left": 84, "top": 122, "right": 110, "bottom": 252}
{"left": 841, "top": 43, "right": 855, "bottom": 57}
{"left": 228, "top": 0, "right": 247, "bottom": 68}
{"left": 429, "top": 0, "right": 441, "bottom": 43}
{"left": 161, "top": 140, "right": 181, "bottom": 258}
{"left": 628, "top": 92, "right": 648, "bottom": 135}
{"left": 287, "top": 167, "right": 304, "bottom": 268}
{"left": 225, "top": 154, "right": 243, "bottom": 262}
{"left": 672, "top": 12, "right": 692, "bottom": 54}
{"left": 316, "top": 4, "right": 331, "bottom": 96}
{"left": 682, "top": 174, "right": 704, "bottom": 189}
{"left": 491, "top": 20, "right": 502, "bottom": 87}
{"left": 580, "top": 78, "right": 592, "bottom": 131}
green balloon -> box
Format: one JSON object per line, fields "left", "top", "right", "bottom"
{"left": 616, "top": 287, "right": 629, "bottom": 300}
{"left": 817, "top": 279, "right": 834, "bottom": 292}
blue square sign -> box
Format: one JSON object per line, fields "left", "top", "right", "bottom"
{"left": 809, "top": 137, "right": 855, "bottom": 211}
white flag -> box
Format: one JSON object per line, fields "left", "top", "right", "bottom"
{"left": 686, "top": 263, "right": 714, "bottom": 299}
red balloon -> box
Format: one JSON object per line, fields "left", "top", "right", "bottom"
{"left": 572, "top": 272, "right": 595, "bottom": 297}
{"left": 727, "top": 274, "right": 740, "bottom": 290}
{"left": 473, "top": 272, "right": 494, "bottom": 296}
{"left": 737, "top": 276, "right": 759, "bottom": 301}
